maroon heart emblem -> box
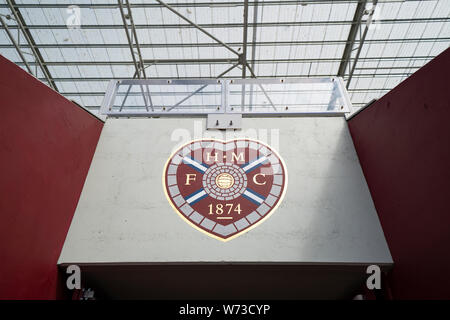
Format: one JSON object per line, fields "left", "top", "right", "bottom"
{"left": 163, "top": 139, "right": 287, "bottom": 241}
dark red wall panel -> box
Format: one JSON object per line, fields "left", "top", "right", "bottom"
{"left": 348, "top": 48, "right": 450, "bottom": 299}
{"left": 0, "top": 56, "right": 103, "bottom": 299}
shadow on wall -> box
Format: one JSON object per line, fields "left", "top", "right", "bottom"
{"left": 300, "top": 117, "right": 393, "bottom": 299}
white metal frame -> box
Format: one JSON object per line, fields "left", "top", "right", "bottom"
{"left": 99, "top": 77, "right": 352, "bottom": 117}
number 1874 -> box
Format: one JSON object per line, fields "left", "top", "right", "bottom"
{"left": 208, "top": 203, "right": 242, "bottom": 215}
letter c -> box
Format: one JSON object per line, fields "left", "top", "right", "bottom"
{"left": 253, "top": 173, "right": 266, "bottom": 185}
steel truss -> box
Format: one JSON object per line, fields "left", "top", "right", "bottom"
{"left": 338, "top": 0, "right": 379, "bottom": 89}
{"left": 2, "top": 0, "right": 56, "bottom": 90}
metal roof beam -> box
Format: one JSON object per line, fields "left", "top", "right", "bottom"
{"left": 5, "top": 0, "right": 57, "bottom": 91}
{"left": 167, "top": 63, "right": 240, "bottom": 111}
{"left": 16, "top": 55, "right": 435, "bottom": 66}
{"left": 6, "top": 18, "right": 448, "bottom": 30}
{"left": 3, "top": 38, "right": 447, "bottom": 50}
{"left": 250, "top": 0, "right": 259, "bottom": 73}
{"left": 118, "top": 0, "right": 151, "bottom": 110}
{"left": 245, "top": 63, "right": 276, "bottom": 110}
{"left": 143, "top": 58, "right": 239, "bottom": 64}
{"left": 118, "top": 0, "right": 147, "bottom": 78}
{"left": 240, "top": 0, "right": 250, "bottom": 109}
{"left": 242, "top": 0, "right": 249, "bottom": 79}
{"left": 346, "top": 0, "right": 379, "bottom": 88}
{"left": 248, "top": 0, "right": 259, "bottom": 111}
{"left": 155, "top": 0, "right": 240, "bottom": 57}
{"left": 36, "top": 72, "right": 421, "bottom": 82}
{"left": 338, "top": 0, "right": 367, "bottom": 77}
{"left": 118, "top": 0, "right": 140, "bottom": 78}
{"left": 0, "top": 15, "right": 33, "bottom": 74}
{"left": 0, "top": 0, "right": 432, "bottom": 9}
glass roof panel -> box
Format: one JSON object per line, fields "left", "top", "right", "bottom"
{"left": 0, "top": 0, "right": 448, "bottom": 114}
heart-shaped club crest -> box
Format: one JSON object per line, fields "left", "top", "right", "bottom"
{"left": 163, "top": 139, "right": 287, "bottom": 241}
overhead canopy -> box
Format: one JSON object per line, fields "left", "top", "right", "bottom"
{"left": 0, "top": 0, "right": 449, "bottom": 115}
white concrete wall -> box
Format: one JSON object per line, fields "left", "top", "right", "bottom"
{"left": 58, "top": 117, "right": 392, "bottom": 264}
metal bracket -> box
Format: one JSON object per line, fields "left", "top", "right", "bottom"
{"left": 207, "top": 114, "right": 242, "bottom": 130}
